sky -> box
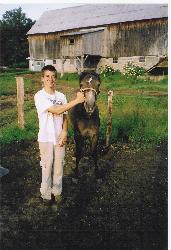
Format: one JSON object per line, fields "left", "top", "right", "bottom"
{"left": 0, "top": 3, "right": 85, "bottom": 21}
{"left": 0, "top": 0, "right": 169, "bottom": 21}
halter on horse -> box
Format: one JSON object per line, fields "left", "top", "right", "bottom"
{"left": 79, "top": 74, "right": 100, "bottom": 115}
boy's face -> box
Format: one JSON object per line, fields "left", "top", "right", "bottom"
{"left": 42, "top": 70, "right": 57, "bottom": 89}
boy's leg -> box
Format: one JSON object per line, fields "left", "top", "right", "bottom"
{"left": 52, "top": 144, "right": 65, "bottom": 196}
{"left": 39, "top": 142, "right": 54, "bottom": 200}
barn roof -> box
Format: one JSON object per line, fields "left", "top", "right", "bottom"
{"left": 147, "top": 57, "right": 168, "bottom": 72}
{"left": 60, "top": 27, "right": 105, "bottom": 37}
{"left": 27, "top": 4, "right": 168, "bottom": 35}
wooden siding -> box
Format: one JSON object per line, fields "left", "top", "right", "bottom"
{"left": 44, "top": 34, "right": 60, "bottom": 59}
{"left": 82, "top": 31, "right": 104, "bottom": 55}
{"left": 28, "top": 18, "right": 167, "bottom": 60}
{"left": 106, "top": 18, "right": 168, "bottom": 57}
{"left": 28, "top": 29, "right": 80, "bottom": 59}
{"left": 60, "top": 36, "right": 83, "bottom": 57}
{"left": 28, "top": 34, "right": 61, "bottom": 59}
{"left": 28, "top": 35, "right": 45, "bottom": 59}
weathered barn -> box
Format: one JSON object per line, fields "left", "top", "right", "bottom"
{"left": 27, "top": 4, "right": 168, "bottom": 74}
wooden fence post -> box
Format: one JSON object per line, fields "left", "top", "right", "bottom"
{"left": 106, "top": 90, "right": 113, "bottom": 147}
{"left": 16, "top": 77, "right": 25, "bottom": 129}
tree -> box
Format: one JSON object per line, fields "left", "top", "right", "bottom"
{"left": 0, "top": 7, "right": 35, "bottom": 67}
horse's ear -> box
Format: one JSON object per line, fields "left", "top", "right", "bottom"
{"left": 79, "top": 72, "right": 87, "bottom": 83}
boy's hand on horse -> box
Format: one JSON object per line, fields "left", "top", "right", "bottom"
{"left": 76, "top": 92, "right": 85, "bottom": 103}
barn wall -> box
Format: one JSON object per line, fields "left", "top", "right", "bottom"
{"left": 82, "top": 31, "right": 104, "bottom": 55}
{"left": 106, "top": 18, "right": 168, "bottom": 57}
{"left": 28, "top": 35, "right": 45, "bottom": 59}
{"left": 60, "top": 36, "right": 83, "bottom": 57}
{"left": 97, "top": 55, "right": 160, "bottom": 73}
{"left": 44, "top": 34, "right": 60, "bottom": 59}
{"left": 28, "top": 34, "right": 61, "bottom": 59}
{"left": 55, "top": 59, "right": 77, "bottom": 73}
{"left": 60, "top": 30, "right": 105, "bottom": 57}
{"left": 28, "top": 28, "right": 81, "bottom": 59}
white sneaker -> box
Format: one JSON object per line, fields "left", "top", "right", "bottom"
{"left": 54, "top": 194, "right": 61, "bottom": 203}
{"left": 41, "top": 194, "right": 51, "bottom": 200}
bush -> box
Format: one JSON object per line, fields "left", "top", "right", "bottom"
{"left": 123, "top": 62, "right": 145, "bottom": 81}
{"left": 99, "top": 65, "right": 121, "bottom": 78}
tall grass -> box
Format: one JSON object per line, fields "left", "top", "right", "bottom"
{"left": 98, "top": 94, "right": 167, "bottom": 147}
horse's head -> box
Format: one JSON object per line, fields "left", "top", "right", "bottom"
{"left": 79, "top": 72, "right": 101, "bottom": 115}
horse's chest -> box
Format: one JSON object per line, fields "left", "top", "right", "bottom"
{"left": 77, "top": 120, "right": 98, "bottom": 137}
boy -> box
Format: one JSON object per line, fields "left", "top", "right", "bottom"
{"left": 34, "top": 65, "right": 84, "bottom": 202}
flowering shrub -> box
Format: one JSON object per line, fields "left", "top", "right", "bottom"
{"left": 123, "top": 62, "right": 145, "bottom": 80}
{"left": 99, "top": 65, "right": 120, "bottom": 78}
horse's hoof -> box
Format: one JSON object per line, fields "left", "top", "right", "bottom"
{"left": 72, "top": 178, "right": 78, "bottom": 184}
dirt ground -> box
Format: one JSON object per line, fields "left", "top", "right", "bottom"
{"left": 1, "top": 139, "right": 167, "bottom": 250}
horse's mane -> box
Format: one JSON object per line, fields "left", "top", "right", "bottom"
{"left": 79, "top": 71, "right": 101, "bottom": 83}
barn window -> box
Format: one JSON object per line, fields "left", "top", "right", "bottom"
{"left": 53, "top": 60, "right": 56, "bottom": 64}
{"left": 69, "top": 38, "right": 75, "bottom": 45}
{"left": 36, "top": 62, "right": 41, "bottom": 65}
{"left": 139, "top": 56, "right": 145, "bottom": 62}
{"left": 113, "top": 57, "right": 118, "bottom": 63}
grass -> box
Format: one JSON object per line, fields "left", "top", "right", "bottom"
{"left": 0, "top": 70, "right": 39, "bottom": 96}
{"left": 97, "top": 94, "right": 167, "bottom": 147}
{"left": 0, "top": 108, "right": 38, "bottom": 144}
{"left": 101, "top": 74, "right": 168, "bottom": 92}
{"left": 0, "top": 71, "right": 168, "bottom": 147}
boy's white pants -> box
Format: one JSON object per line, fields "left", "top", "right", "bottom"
{"left": 39, "top": 142, "right": 65, "bottom": 200}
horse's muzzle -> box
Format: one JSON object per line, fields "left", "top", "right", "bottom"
{"left": 84, "top": 103, "right": 96, "bottom": 115}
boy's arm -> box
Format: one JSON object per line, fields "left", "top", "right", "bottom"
{"left": 47, "top": 92, "right": 85, "bottom": 115}
{"left": 58, "top": 114, "right": 68, "bottom": 147}
{"left": 62, "top": 114, "right": 68, "bottom": 134}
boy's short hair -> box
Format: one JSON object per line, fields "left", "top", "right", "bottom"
{"left": 41, "top": 65, "right": 57, "bottom": 77}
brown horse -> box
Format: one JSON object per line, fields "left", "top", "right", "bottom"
{"left": 69, "top": 71, "right": 101, "bottom": 178}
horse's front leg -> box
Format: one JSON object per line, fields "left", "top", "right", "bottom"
{"left": 74, "top": 131, "right": 84, "bottom": 178}
{"left": 91, "top": 134, "right": 99, "bottom": 177}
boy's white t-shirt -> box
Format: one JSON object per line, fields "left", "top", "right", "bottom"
{"left": 34, "top": 88, "right": 67, "bottom": 145}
